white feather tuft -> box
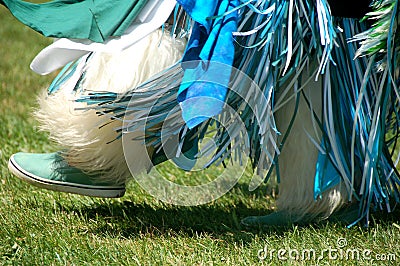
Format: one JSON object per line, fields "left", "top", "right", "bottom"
{"left": 35, "top": 30, "right": 186, "bottom": 185}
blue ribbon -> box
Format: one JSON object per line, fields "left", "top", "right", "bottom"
{"left": 314, "top": 137, "right": 341, "bottom": 200}
{"left": 177, "top": 0, "right": 239, "bottom": 128}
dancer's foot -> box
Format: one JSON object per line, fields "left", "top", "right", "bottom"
{"left": 241, "top": 211, "right": 300, "bottom": 227}
{"left": 242, "top": 205, "right": 360, "bottom": 228}
{"left": 328, "top": 204, "right": 360, "bottom": 224}
{"left": 8, "top": 152, "right": 125, "bottom": 198}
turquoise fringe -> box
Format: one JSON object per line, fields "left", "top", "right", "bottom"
{"left": 46, "top": 0, "right": 400, "bottom": 226}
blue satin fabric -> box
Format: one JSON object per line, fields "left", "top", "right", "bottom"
{"left": 176, "top": 0, "right": 239, "bottom": 128}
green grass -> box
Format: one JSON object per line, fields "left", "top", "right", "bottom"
{"left": 0, "top": 5, "right": 399, "bottom": 266}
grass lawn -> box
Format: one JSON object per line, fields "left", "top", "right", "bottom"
{"left": 0, "top": 5, "right": 399, "bottom": 266}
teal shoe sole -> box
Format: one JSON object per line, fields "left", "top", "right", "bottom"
{"left": 8, "top": 154, "right": 125, "bottom": 198}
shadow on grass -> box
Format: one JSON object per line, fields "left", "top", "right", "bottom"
{"left": 31, "top": 179, "right": 400, "bottom": 242}
{"left": 69, "top": 197, "right": 400, "bottom": 241}
{"left": 73, "top": 200, "right": 399, "bottom": 241}
{"left": 75, "top": 200, "right": 291, "bottom": 242}
{"left": 54, "top": 182, "right": 289, "bottom": 242}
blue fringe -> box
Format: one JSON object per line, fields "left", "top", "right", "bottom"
{"left": 71, "top": 0, "right": 399, "bottom": 226}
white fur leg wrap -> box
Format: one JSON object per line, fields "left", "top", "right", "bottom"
{"left": 35, "top": 30, "right": 186, "bottom": 185}
{"left": 274, "top": 78, "right": 347, "bottom": 221}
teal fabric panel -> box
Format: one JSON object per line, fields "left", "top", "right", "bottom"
{"left": 1, "top": 0, "right": 148, "bottom": 42}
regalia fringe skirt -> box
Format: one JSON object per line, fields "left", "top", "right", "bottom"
{"left": 4, "top": 0, "right": 400, "bottom": 226}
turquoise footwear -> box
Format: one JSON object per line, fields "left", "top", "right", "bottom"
{"left": 241, "top": 211, "right": 299, "bottom": 228}
{"left": 8, "top": 152, "right": 125, "bottom": 198}
{"left": 241, "top": 205, "right": 360, "bottom": 228}
{"left": 241, "top": 211, "right": 320, "bottom": 227}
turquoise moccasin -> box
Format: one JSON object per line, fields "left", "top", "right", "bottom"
{"left": 8, "top": 152, "right": 125, "bottom": 198}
